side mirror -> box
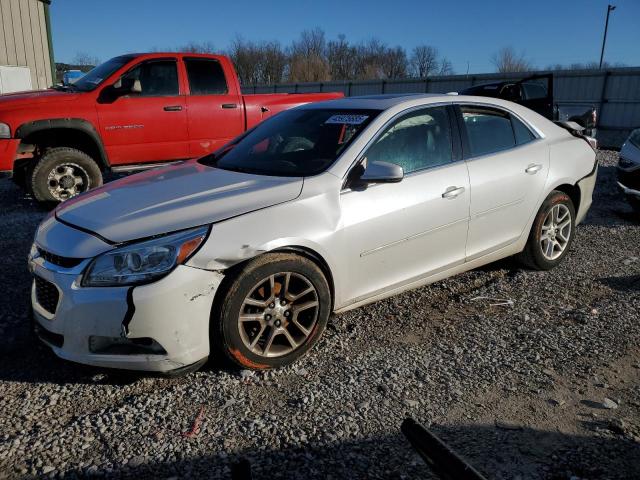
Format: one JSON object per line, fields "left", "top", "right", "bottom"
{"left": 360, "top": 160, "right": 404, "bottom": 184}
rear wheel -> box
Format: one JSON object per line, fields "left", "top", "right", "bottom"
{"left": 214, "top": 253, "right": 331, "bottom": 370}
{"left": 29, "top": 147, "right": 102, "bottom": 203}
{"left": 519, "top": 190, "right": 576, "bottom": 270}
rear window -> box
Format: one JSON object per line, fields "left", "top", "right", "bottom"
{"left": 201, "top": 109, "right": 380, "bottom": 177}
{"left": 185, "top": 58, "right": 228, "bottom": 95}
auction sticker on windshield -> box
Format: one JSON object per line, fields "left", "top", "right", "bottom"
{"left": 325, "top": 114, "right": 369, "bottom": 125}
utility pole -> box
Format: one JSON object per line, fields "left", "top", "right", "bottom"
{"left": 599, "top": 4, "right": 616, "bottom": 69}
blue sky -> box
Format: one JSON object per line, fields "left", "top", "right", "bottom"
{"left": 50, "top": 0, "right": 639, "bottom": 74}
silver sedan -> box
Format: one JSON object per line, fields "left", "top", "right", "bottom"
{"left": 29, "top": 94, "right": 598, "bottom": 373}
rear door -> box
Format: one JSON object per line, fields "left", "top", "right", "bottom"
{"left": 183, "top": 57, "right": 244, "bottom": 157}
{"left": 339, "top": 105, "right": 470, "bottom": 303}
{"left": 96, "top": 58, "right": 189, "bottom": 165}
{"left": 458, "top": 104, "right": 549, "bottom": 260}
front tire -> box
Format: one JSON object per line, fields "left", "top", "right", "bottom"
{"left": 213, "top": 253, "right": 331, "bottom": 370}
{"left": 519, "top": 190, "right": 576, "bottom": 270}
{"left": 29, "top": 147, "right": 103, "bottom": 203}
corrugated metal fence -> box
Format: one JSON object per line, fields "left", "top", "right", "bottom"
{"left": 243, "top": 68, "right": 640, "bottom": 148}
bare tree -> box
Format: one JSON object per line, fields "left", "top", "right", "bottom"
{"left": 327, "top": 34, "right": 358, "bottom": 80}
{"left": 179, "top": 41, "right": 216, "bottom": 53}
{"left": 72, "top": 52, "right": 100, "bottom": 71}
{"left": 438, "top": 57, "right": 454, "bottom": 76}
{"left": 228, "top": 37, "right": 262, "bottom": 85}
{"left": 288, "top": 28, "right": 331, "bottom": 82}
{"left": 410, "top": 45, "right": 439, "bottom": 77}
{"left": 260, "top": 41, "right": 287, "bottom": 84}
{"left": 491, "top": 47, "right": 533, "bottom": 73}
{"left": 380, "top": 46, "right": 408, "bottom": 79}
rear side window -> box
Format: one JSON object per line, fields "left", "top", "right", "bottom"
{"left": 365, "top": 106, "right": 453, "bottom": 174}
{"left": 122, "top": 60, "right": 179, "bottom": 96}
{"left": 185, "top": 58, "right": 228, "bottom": 95}
{"left": 512, "top": 116, "right": 536, "bottom": 145}
{"left": 461, "top": 106, "right": 515, "bottom": 157}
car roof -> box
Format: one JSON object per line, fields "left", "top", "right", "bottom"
{"left": 301, "top": 93, "right": 455, "bottom": 110}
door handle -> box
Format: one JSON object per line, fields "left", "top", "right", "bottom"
{"left": 525, "top": 163, "right": 542, "bottom": 174}
{"left": 222, "top": 103, "right": 238, "bottom": 109}
{"left": 442, "top": 186, "right": 465, "bottom": 199}
{"left": 163, "top": 105, "right": 182, "bottom": 111}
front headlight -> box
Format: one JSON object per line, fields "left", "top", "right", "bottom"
{"left": 82, "top": 226, "right": 209, "bottom": 287}
{"left": 0, "top": 122, "right": 10, "bottom": 139}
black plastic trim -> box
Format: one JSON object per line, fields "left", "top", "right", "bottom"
{"left": 122, "top": 287, "right": 136, "bottom": 335}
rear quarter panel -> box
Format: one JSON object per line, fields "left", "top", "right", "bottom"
{"left": 243, "top": 92, "right": 343, "bottom": 130}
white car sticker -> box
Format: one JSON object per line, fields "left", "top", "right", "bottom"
{"left": 325, "top": 114, "right": 369, "bottom": 125}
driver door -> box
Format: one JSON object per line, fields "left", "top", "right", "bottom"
{"left": 338, "top": 106, "right": 470, "bottom": 304}
{"left": 96, "top": 58, "right": 189, "bottom": 165}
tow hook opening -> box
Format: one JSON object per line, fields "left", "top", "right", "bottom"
{"left": 89, "top": 336, "right": 167, "bottom": 355}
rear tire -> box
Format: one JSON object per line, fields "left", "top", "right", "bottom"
{"left": 213, "top": 253, "right": 331, "bottom": 370}
{"left": 519, "top": 190, "right": 576, "bottom": 270}
{"left": 29, "top": 147, "right": 102, "bottom": 203}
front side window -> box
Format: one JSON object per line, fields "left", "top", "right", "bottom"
{"left": 461, "top": 106, "right": 515, "bottom": 157}
{"left": 121, "top": 60, "right": 179, "bottom": 97}
{"left": 365, "top": 106, "right": 453, "bottom": 174}
{"left": 202, "top": 109, "right": 380, "bottom": 176}
{"left": 185, "top": 58, "right": 228, "bottom": 95}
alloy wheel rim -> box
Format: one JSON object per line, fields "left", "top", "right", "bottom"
{"left": 47, "top": 163, "right": 90, "bottom": 201}
{"left": 540, "top": 204, "right": 571, "bottom": 260}
{"left": 238, "top": 272, "right": 319, "bottom": 358}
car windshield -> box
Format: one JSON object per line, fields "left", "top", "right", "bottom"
{"left": 202, "top": 108, "right": 380, "bottom": 176}
{"left": 72, "top": 55, "right": 136, "bottom": 92}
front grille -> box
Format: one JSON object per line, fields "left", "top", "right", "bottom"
{"left": 34, "top": 276, "right": 59, "bottom": 315}
{"left": 37, "top": 248, "right": 83, "bottom": 269}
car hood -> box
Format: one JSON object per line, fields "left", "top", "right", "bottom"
{"left": 56, "top": 160, "right": 304, "bottom": 243}
{"left": 0, "top": 89, "right": 80, "bottom": 107}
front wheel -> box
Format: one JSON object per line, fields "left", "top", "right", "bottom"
{"left": 213, "top": 253, "right": 331, "bottom": 370}
{"left": 29, "top": 147, "right": 103, "bottom": 203}
{"left": 519, "top": 190, "right": 576, "bottom": 270}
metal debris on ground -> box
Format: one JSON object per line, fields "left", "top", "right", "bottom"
{"left": 182, "top": 405, "right": 205, "bottom": 438}
{"left": 470, "top": 296, "right": 514, "bottom": 307}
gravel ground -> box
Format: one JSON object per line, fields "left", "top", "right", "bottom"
{"left": 0, "top": 150, "right": 639, "bottom": 480}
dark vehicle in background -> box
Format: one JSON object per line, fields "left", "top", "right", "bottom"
{"left": 617, "top": 128, "right": 640, "bottom": 214}
{"left": 461, "top": 74, "right": 597, "bottom": 136}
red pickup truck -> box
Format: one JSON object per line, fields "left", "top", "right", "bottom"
{"left": 0, "top": 53, "right": 342, "bottom": 202}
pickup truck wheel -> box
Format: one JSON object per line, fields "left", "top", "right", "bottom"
{"left": 30, "top": 147, "right": 102, "bottom": 202}
{"left": 519, "top": 190, "right": 576, "bottom": 270}
{"left": 214, "top": 253, "right": 331, "bottom": 370}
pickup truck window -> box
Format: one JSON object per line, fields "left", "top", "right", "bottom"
{"left": 184, "top": 58, "right": 228, "bottom": 95}
{"left": 73, "top": 55, "right": 135, "bottom": 92}
{"left": 203, "top": 109, "right": 380, "bottom": 177}
{"left": 122, "top": 60, "right": 179, "bottom": 97}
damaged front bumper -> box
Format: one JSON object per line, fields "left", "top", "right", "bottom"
{"left": 29, "top": 253, "right": 223, "bottom": 373}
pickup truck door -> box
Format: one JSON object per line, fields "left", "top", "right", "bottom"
{"left": 96, "top": 58, "right": 189, "bottom": 165}
{"left": 458, "top": 104, "right": 549, "bottom": 261}
{"left": 182, "top": 57, "right": 244, "bottom": 157}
